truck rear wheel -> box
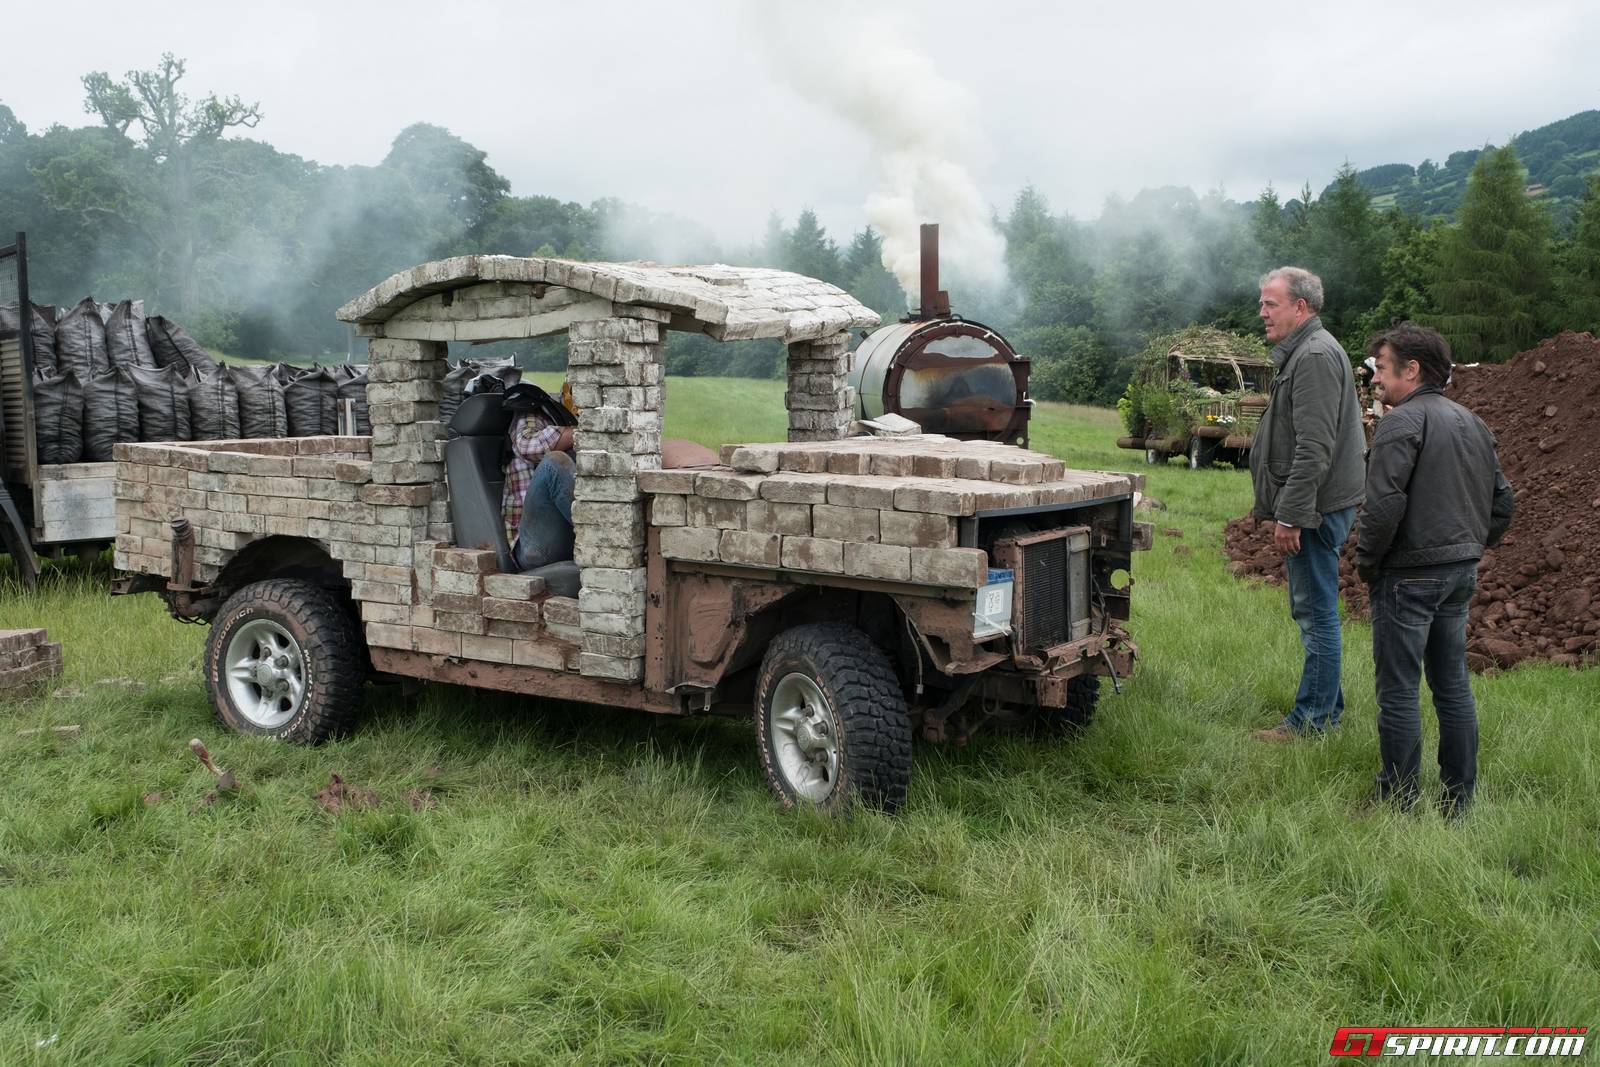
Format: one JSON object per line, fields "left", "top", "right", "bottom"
{"left": 204, "top": 578, "right": 365, "bottom": 745}
{"left": 754, "top": 623, "right": 913, "bottom": 814}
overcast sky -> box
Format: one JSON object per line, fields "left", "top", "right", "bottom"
{"left": 7, "top": 0, "right": 1598, "bottom": 248}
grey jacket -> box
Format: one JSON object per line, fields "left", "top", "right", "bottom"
{"left": 1355, "top": 386, "right": 1514, "bottom": 571}
{"left": 1249, "top": 316, "right": 1367, "bottom": 528}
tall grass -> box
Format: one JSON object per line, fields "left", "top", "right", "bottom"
{"left": 0, "top": 381, "right": 1595, "bottom": 1065}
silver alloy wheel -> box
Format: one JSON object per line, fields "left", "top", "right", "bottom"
{"left": 224, "top": 618, "right": 307, "bottom": 729}
{"left": 768, "top": 672, "right": 841, "bottom": 804}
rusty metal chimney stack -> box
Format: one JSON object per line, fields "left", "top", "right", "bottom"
{"left": 918, "top": 223, "right": 951, "bottom": 320}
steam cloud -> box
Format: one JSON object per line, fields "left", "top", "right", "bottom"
{"left": 752, "top": 3, "right": 1008, "bottom": 303}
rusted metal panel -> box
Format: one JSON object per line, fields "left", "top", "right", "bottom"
{"left": 917, "top": 223, "right": 951, "bottom": 319}
{"left": 645, "top": 524, "right": 669, "bottom": 692}
{"left": 369, "top": 646, "right": 679, "bottom": 714}
{"left": 663, "top": 568, "right": 801, "bottom": 693}
{"left": 892, "top": 594, "right": 1005, "bottom": 675}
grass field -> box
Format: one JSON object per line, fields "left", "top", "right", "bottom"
{"left": 1, "top": 380, "right": 1596, "bottom": 1065}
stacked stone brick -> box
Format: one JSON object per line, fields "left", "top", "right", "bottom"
{"left": 567, "top": 312, "right": 667, "bottom": 683}
{"left": 786, "top": 332, "right": 855, "bottom": 443}
{"left": 371, "top": 544, "right": 581, "bottom": 670}
{"left": 0, "top": 629, "right": 63, "bottom": 699}
{"left": 113, "top": 436, "right": 378, "bottom": 579}
{"left": 644, "top": 436, "right": 1133, "bottom": 586}
{"left": 112, "top": 436, "right": 586, "bottom": 673}
{"left": 366, "top": 337, "right": 448, "bottom": 495}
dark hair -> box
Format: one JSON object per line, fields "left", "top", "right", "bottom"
{"left": 1367, "top": 321, "right": 1452, "bottom": 388}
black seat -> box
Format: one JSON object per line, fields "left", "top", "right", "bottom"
{"left": 443, "top": 392, "right": 580, "bottom": 595}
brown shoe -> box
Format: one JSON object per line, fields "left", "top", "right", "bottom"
{"left": 1252, "top": 723, "right": 1301, "bottom": 743}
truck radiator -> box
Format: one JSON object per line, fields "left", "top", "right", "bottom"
{"left": 994, "top": 526, "right": 1092, "bottom": 653}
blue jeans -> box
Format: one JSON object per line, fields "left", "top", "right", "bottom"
{"left": 1371, "top": 562, "right": 1479, "bottom": 813}
{"left": 1283, "top": 506, "right": 1356, "bottom": 732}
{"left": 513, "top": 451, "right": 575, "bottom": 570}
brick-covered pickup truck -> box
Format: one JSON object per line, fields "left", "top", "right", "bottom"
{"left": 113, "top": 256, "right": 1147, "bottom": 813}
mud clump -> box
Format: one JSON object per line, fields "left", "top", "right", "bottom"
{"left": 1224, "top": 331, "right": 1600, "bottom": 672}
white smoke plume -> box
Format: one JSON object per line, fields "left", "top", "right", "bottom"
{"left": 752, "top": 3, "right": 1008, "bottom": 304}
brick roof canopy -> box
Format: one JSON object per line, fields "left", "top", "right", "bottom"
{"left": 336, "top": 255, "right": 880, "bottom": 344}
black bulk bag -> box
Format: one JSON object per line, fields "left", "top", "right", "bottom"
{"left": 55, "top": 298, "right": 109, "bottom": 381}
{"left": 83, "top": 367, "right": 141, "bottom": 461}
{"left": 284, "top": 367, "right": 340, "bottom": 437}
{"left": 104, "top": 299, "right": 155, "bottom": 369}
{"left": 440, "top": 357, "right": 515, "bottom": 429}
{"left": 231, "top": 364, "right": 289, "bottom": 438}
{"left": 145, "top": 315, "right": 218, "bottom": 378}
{"left": 128, "top": 363, "right": 193, "bottom": 442}
{"left": 188, "top": 366, "right": 242, "bottom": 441}
{"left": 335, "top": 365, "right": 370, "bottom": 435}
{"left": 32, "top": 368, "right": 84, "bottom": 465}
{"left": 0, "top": 303, "right": 58, "bottom": 372}
{"left": 28, "top": 303, "right": 58, "bottom": 372}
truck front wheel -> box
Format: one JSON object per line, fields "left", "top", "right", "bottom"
{"left": 754, "top": 623, "right": 913, "bottom": 814}
{"left": 204, "top": 578, "right": 365, "bottom": 744}
{"left": 1036, "top": 675, "right": 1101, "bottom": 735}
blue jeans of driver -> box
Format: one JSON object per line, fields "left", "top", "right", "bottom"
{"left": 1283, "top": 505, "right": 1356, "bottom": 733}
{"left": 513, "top": 451, "right": 575, "bottom": 570}
{"left": 1371, "top": 562, "right": 1479, "bottom": 812}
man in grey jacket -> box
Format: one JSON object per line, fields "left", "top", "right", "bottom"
{"left": 1356, "top": 323, "right": 1514, "bottom": 816}
{"left": 1249, "top": 267, "right": 1367, "bottom": 741}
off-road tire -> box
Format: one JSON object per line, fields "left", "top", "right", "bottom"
{"left": 1037, "top": 675, "right": 1101, "bottom": 735}
{"left": 204, "top": 579, "right": 365, "bottom": 745}
{"left": 1187, "top": 436, "right": 1217, "bottom": 470}
{"left": 754, "top": 623, "right": 913, "bottom": 814}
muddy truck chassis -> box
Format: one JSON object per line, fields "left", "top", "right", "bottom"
{"left": 112, "top": 255, "right": 1148, "bottom": 812}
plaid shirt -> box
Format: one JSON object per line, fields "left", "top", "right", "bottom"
{"left": 502, "top": 413, "right": 562, "bottom": 544}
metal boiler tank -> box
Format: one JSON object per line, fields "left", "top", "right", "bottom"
{"left": 848, "top": 224, "right": 1032, "bottom": 447}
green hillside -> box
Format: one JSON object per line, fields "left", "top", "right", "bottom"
{"left": 1334, "top": 110, "right": 1600, "bottom": 225}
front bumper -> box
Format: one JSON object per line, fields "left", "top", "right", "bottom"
{"left": 979, "top": 627, "right": 1138, "bottom": 708}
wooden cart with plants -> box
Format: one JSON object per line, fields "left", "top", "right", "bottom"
{"left": 1115, "top": 326, "right": 1273, "bottom": 469}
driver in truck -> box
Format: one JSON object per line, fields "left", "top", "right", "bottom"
{"left": 502, "top": 383, "right": 577, "bottom": 570}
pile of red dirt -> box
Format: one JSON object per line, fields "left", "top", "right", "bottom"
{"left": 1223, "top": 331, "right": 1600, "bottom": 672}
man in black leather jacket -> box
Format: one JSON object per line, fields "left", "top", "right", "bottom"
{"left": 1356, "top": 322, "right": 1514, "bottom": 816}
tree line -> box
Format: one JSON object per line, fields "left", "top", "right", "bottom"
{"left": 2, "top": 56, "right": 1596, "bottom": 397}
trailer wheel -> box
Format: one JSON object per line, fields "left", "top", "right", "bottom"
{"left": 1187, "top": 436, "right": 1217, "bottom": 470}
{"left": 755, "top": 623, "right": 913, "bottom": 814}
{"left": 1143, "top": 448, "right": 1166, "bottom": 465}
{"left": 1037, "top": 675, "right": 1101, "bottom": 735}
{"left": 204, "top": 579, "right": 365, "bottom": 745}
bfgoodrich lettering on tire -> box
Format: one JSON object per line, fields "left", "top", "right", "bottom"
{"left": 204, "top": 578, "right": 365, "bottom": 744}
{"left": 754, "top": 623, "right": 913, "bottom": 813}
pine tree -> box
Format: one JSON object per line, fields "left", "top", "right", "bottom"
{"left": 842, "top": 226, "right": 906, "bottom": 317}
{"left": 1304, "top": 164, "right": 1386, "bottom": 341}
{"left": 1555, "top": 174, "right": 1600, "bottom": 332}
{"left": 786, "top": 208, "right": 842, "bottom": 285}
{"left": 1252, "top": 184, "right": 1287, "bottom": 265}
{"left": 1434, "top": 145, "right": 1553, "bottom": 361}
{"left": 759, "top": 211, "right": 788, "bottom": 268}
{"left": 1355, "top": 211, "right": 1442, "bottom": 343}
